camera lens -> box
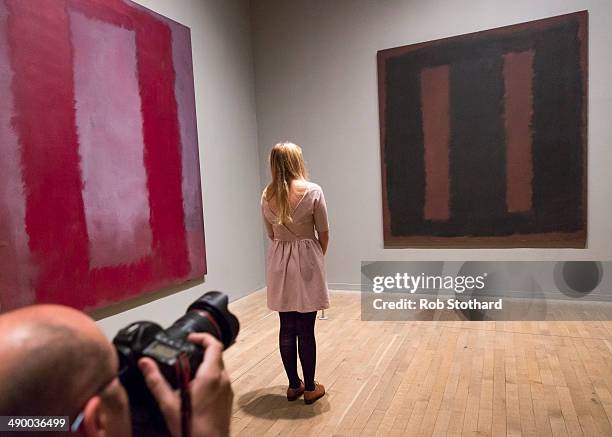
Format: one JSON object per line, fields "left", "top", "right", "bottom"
{"left": 164, "top": 291, "right": 239, "bottom": 348}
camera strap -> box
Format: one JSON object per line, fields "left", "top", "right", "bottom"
{"left": 176, "top": 355, "right": 192, "bottom": 437}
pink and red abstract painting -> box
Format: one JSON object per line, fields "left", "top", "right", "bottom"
{"left": 378, "top": 12, "right": 587, "bottom": 248}
{"left": 0, "top": 0, "right": 206, "bottom": 312}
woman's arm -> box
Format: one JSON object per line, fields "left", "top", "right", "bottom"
{"left": 318, "top": 231, "right": 329, "bottom": 255}
{"left": 265, "top": 220, "right": 274, "bottom": 241}
{"left": 261, "top": 189, "right": 274, "bottom": 241}
{"left": 313, "top": 186, "right": 329, "bottom": 255}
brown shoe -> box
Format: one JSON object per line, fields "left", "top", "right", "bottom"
{"left": 287, "top": 380, "right": 305, "bottom": 401}
{"left": 304, "top": 382, "right": 325, "bottom": 404}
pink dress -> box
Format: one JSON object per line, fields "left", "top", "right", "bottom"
{"left": 261, "top": 182, "right": 330, "bottom": 313}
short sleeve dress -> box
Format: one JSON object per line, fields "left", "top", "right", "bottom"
{"left": 261, "top": 182, "right": 330, "bottom": 313}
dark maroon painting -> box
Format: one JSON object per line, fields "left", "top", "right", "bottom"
{"left": 378, "top": 11, "right": 588, "bottom": 248}
{"left": 0, "top": 0, "right": 206, "bottom": 312}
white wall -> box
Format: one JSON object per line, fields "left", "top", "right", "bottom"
{"left": 96, "top": 0, "right": 612, "bottom": 335}
{"left": 97, "top": 0, "right": 265, "bottom": 337}
{"left": 251, "top": 0, "right": 612, "bottom": 289}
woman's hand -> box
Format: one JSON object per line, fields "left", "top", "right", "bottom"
{"left": 139, "top": 333, "right": 233, "bottom": 437}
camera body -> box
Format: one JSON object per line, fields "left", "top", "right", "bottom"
{"left": 114, "top": 320, "right": 204, "bottom": 389}
{"left": 112, "top": 291, "right": 239, "bottom": 436}
{"left": 143, "top": 331, "right": 202, "bottom": 383}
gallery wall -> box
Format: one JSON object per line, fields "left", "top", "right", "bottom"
{"left": 97, "top": 0, "right": 264, "bottom": 337}
{"left": 95, "top": 0, "right": 612, "bottom": 335}
{"left": 251, "top": 0, "right": 612, "bottom": 289}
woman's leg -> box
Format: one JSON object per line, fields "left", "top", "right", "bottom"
{"left": 296, "top": 311, "right": 317, "bottom": 391}
{"left": 278, "top": 311, "right": 301, "bottom": 388}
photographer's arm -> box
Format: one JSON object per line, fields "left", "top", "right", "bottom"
{"left": 139, "top": 333, "right": 233, "bottom": 437}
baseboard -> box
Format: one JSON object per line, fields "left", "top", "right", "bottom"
{"left": 229, "top": 283, "right": 266, "bottom": 302}
{"left": 328, "top": 282, "right": 361, "bottom": 291}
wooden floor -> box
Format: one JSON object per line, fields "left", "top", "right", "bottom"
{"left": 224, "top": 290, "right": 612, "bottom": 436}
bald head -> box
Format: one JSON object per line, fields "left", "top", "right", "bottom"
{"left": 0, "top": 305, "right": 117, "bottom": 416}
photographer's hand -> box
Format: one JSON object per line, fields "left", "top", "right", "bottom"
{"left": 139, "top": 333, "right": 233, "bottom": 437}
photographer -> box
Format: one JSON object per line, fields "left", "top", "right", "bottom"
{"left": 0, "top": 304, "right": 233, "bottom": 437}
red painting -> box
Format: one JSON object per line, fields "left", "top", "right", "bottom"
{"left": 0, "top": 0, "right": 206, "bottom": 312}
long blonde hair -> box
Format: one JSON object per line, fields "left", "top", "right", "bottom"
{"left": 265, "top": 142, "right": 308, "bottom": 225}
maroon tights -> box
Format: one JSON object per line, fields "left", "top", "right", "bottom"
{"left": 278, "top": 311, "right": 317, "bottom": 391}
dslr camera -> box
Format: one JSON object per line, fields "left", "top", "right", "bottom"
{"left": 113, "top": 291, "right": 239, "bottom": 436}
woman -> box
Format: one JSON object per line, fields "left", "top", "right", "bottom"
{"left": 261, "top": 141, "right": 329, "bottom": 405}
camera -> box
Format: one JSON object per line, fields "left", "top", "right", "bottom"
{"left": 113, "top": 291, "right": 239, "bottom": 436}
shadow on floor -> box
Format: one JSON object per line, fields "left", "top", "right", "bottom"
{"left": 237, "top": 385, "right": 330, "bottom": 419}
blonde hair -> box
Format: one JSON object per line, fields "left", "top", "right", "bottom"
{"left": 265, "top": 142, "right": 308, "bottom": 225}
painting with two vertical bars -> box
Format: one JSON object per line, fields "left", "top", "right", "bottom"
{"left": 378, "top": 11, "right": 587, "bottom": 248}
